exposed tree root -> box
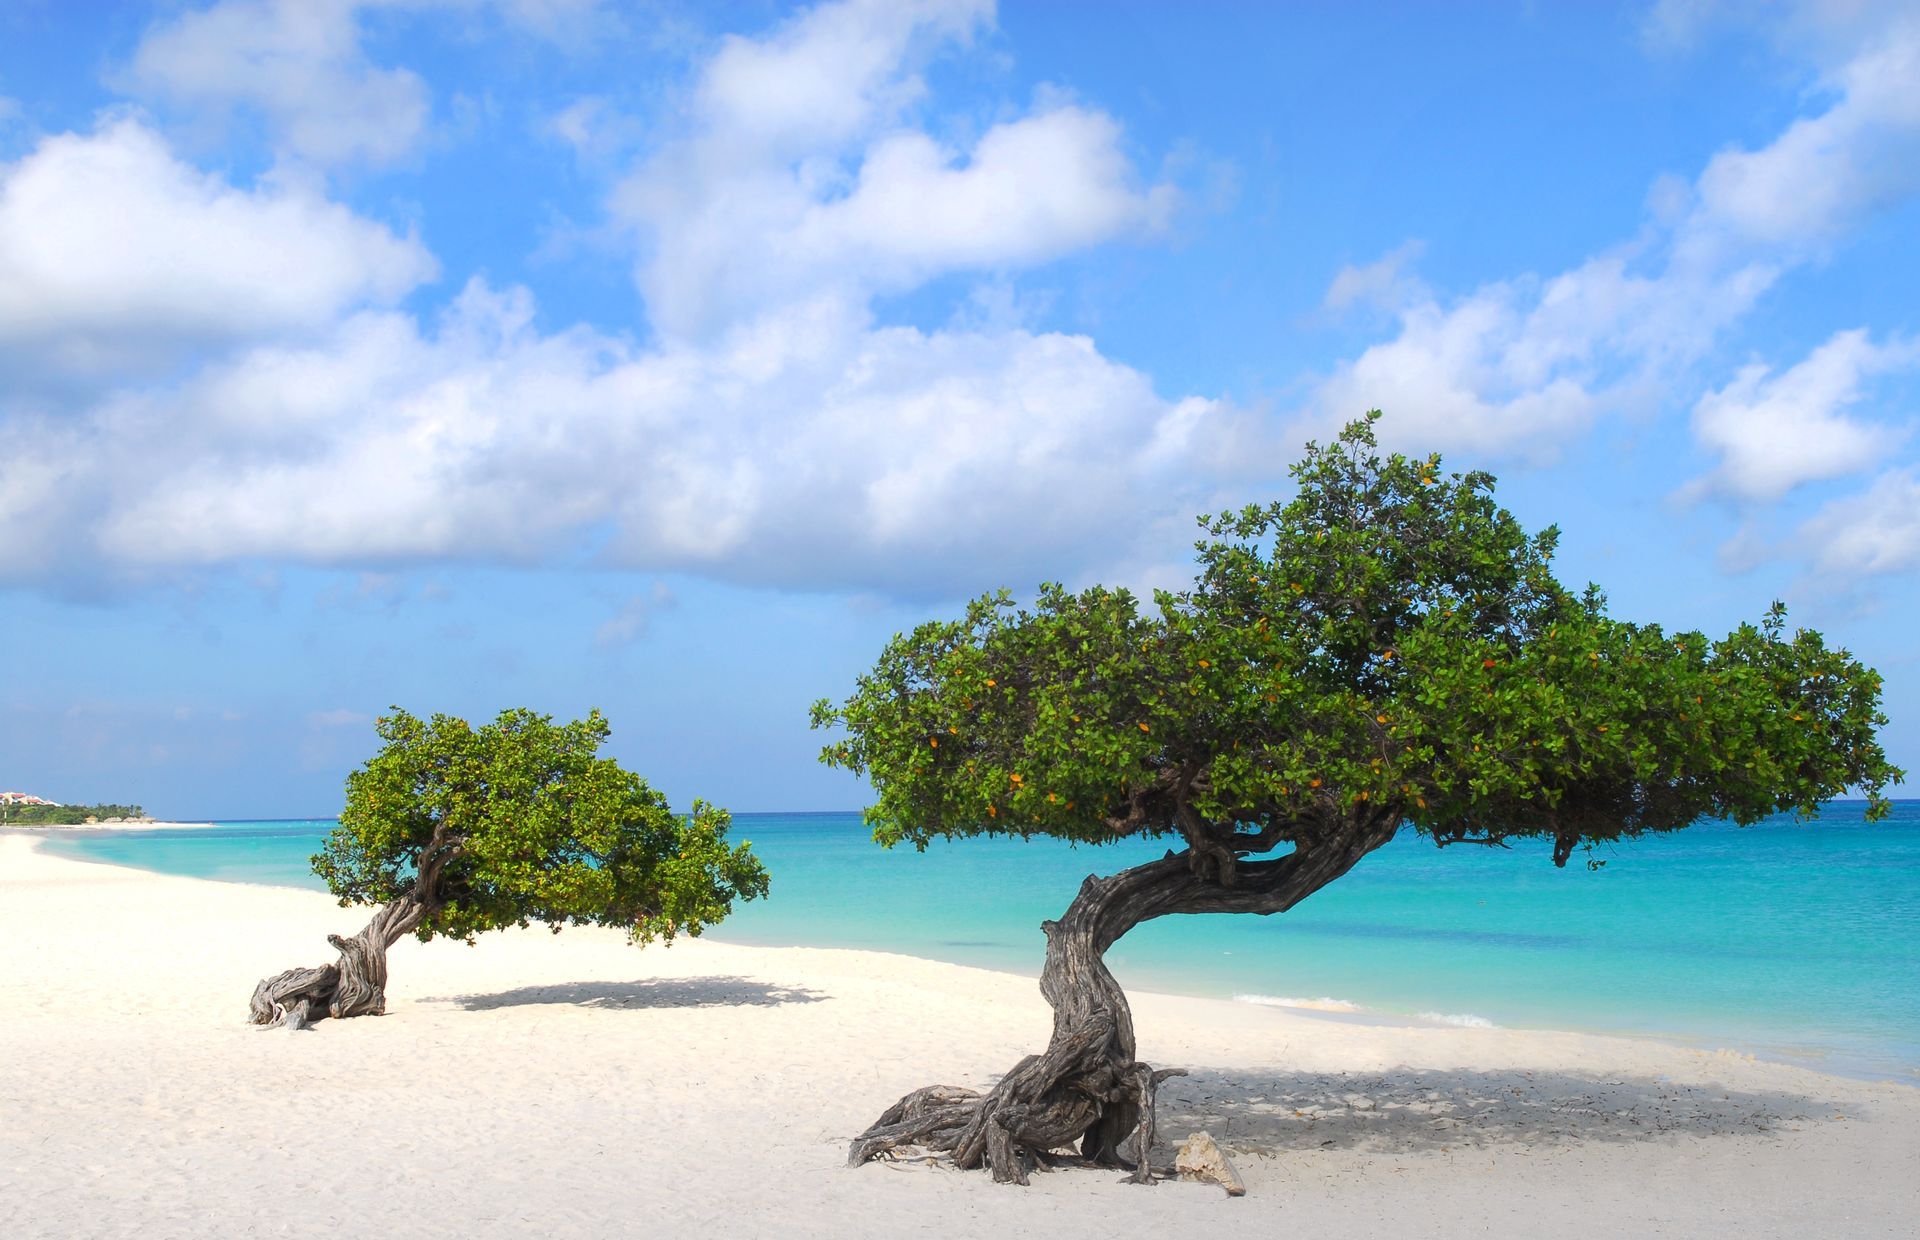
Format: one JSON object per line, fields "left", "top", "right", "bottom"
{"left": 248, "top": 963, "right": 340, "bottom": 1030}
{"left": 248, "top": 898, "right": 421, "bottom": 1028}
{"left": 848, "top": 1057, "right": 1186, "bottom": 1185}
{"left": 851, "top": 827, "right": 1398, "bottom": 1184}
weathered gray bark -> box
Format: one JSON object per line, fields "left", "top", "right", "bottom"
{"left": 249, "top": 825, "right": 460, "bottom": 1029}
{"left": 849, "top": 815, "right": 1398, "bottom": 1183}
{"left": 248, "top": 897, "right": 426, "bottom": 1028}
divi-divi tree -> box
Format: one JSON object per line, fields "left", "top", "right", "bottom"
{"left": 250, "top": 707, "right": 768, "bottom": 1029}
{"left": 814, "top": 415, "right": 1899, "bottom": 1184}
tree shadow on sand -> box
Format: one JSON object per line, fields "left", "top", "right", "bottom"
{"left": 429, "top": 975, "right": 828, "bottom": 1012}
{"left": 1153, "top": 1066, "right": 1836, "bottom": 1157}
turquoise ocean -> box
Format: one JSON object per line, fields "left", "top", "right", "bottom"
{"left": 42, "top": 802, "right": 1920, "bottom": 1082}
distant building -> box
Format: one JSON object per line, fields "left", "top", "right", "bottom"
{"left": 0, "top": 791, "right": 61, "bottom": 806}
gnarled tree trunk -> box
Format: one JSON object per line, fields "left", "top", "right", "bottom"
{"left": 849, "top": 818, "right": 1397, "bottom": 1183}
{"left": 248, "top": 897, "right": 425, "bottom": 1029}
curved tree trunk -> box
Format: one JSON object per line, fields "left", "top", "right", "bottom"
{"left": 248, "top": 897, "right": 425, "bottom": 1029}
{"left": 849, "top": 818, "right": 1398, "bottom": 1184}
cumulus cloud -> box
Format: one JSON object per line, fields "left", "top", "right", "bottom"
{"left": 123, "top": 0, "right": 433, "bottom": 168}
{"left": 3, "top": 0, "right": 1221, "bottom": 599}
{"left": 9, "top": 0, "right": 1918, "bottom": 600}
{"left": 121, "top": 0, "right": 612, "bottom": 167}
{"left": 0, "top": 117, "right": 433, "bottom": 380}
{"left": 1300, "top": 245, "right": 1781, "bottom": 459}
{"left": 1685, "top": 16, "right": 1920, "bottom": 251}
{"left": 1, "top": 277, "right": 1219, "bottom": 595}
{"left": 1308, "top": 275, "right": 1599, "bottom": 459}
{"left": 691, "top": 0, "right": 988, "bottom": 153}
{"left": 1295, "top": 5, "right": 1920, "bottom": 466}
{"left": 615, "top": 0, "right": 1173, "bottom": 340}
{"left": 1795, "top": 468, "right": 1920, "bottom": 578}
{"left": 1684, "top": 329, "right": 1918, "bottom": 503}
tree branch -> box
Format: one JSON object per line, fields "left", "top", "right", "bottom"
{"left": 1433, "top": 834, "right": 1512, "bottom": 851}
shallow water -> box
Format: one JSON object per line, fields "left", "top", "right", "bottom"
{"left": 42, "top": 801, "right": 1920, "bottom": 1081}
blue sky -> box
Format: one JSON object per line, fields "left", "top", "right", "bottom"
{"left": 2, "top": 0, "right": 1917, "bottom": 819}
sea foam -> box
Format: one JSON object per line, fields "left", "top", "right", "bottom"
{"left": 1417, "top": 1011, "right": 1498, "bottom": 1028}
{"left": 1233, "top": 993, "right": 1362, "bottom": 1013}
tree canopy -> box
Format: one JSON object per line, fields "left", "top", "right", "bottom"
{"left": 815, "top": 414, "right": 1900, "bottom": 877}
{"left": 825, "top": 413, "right": 1901, "bottom": 1182}
{"left": 253, "top": 706, "right": 767, "bottom": 1028}
{"left": 315, "top": 706, "right": 769, "bottom": 944}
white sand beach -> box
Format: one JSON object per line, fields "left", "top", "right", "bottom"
{"left": 3, "top": 834, "right": 1915, "bottom": 1239}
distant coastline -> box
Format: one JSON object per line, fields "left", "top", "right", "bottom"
{"left": 0, "top": 817, "right": 215, "bottom": 832}
{"left": 1, "top": 800, "right": 145, "bottom": 827}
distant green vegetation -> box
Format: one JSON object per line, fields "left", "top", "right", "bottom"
{"left": 0, "top": 803, "right": 145, "bottom": 826}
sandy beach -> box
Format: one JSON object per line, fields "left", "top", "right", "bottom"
{"left": 3, "top": 835, "right": 1914, "bottom": 1239}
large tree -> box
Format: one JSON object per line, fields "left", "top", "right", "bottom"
{"left": 250, "top": 707, "right": 769, "bottom": 1029}
{"left": 814, "top": 415, "right": 1900, "bottom": 1184}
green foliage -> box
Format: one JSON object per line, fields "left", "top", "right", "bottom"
{"left": 315, "top": 707, "right": 768, "bottom": 942}
{"left": 0, "top": 803, "right": 144, "bottom": 825}
{"left": 814, "top": 414, "right": 1901, "bottom": 866}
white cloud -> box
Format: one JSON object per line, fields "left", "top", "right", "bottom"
{"left": 1323, "top": 240, "right": 1427, "bottom": 315}
{"left": 1687, "top": 17, "right": 1920, "bottom": 250}
{"left": 614, "top": 0, "right": 1172, "bottom": 340}
{"left": 9, "top": 0, "right": 1916, "bottom": 602}
{"left": 0, "top": 277, "right": 1219, "bottom": 595}
{"left": 595, "top": 581, "right": 677, "bottom": 647}
{"left": 691, "top": 0, "right": 989, "bottom": 155}
{"left": 124, "top": 0, "right": 432, "bottom": 168}
{"left": 798, "top": 107, "right": 1175, "bottom": 278}
{"left": 1796, "top": 468, "right": 1920, "bottom": 578}
{"left": 121, "top": 0, "right": 611, "bottom": 167}
{"left": 492, "top": 0, "right": 607, "bottom": 43}
{"left": 1685, "top": 329, "right": 1917, "bottom": 502}
{"left": 1308, "top": 279, "right": 1595, "bottom": 458}
{"left": 1297, "top": 6, "right": 1920, "bottom": 463}
{"left": 3, "top": 0, "right": 1218, "bottom": 598}
{"left": 544, "top": 96, "right": 644, "bottom": 162}
{"left": 1300, "top": 247, "right": 1779, "bottom": 458}
{"left": 0, "top": 117, "right": 434, "bottom": 380}
{"left": 1643, "top": 1, "right": 1920, "bottom": 64}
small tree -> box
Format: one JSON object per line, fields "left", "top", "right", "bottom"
{"left": 815, "top": 414, "right": 1900, "bottom": 1184}
{"left": 250, "top": 707, "right": 768, "bottom": 1029}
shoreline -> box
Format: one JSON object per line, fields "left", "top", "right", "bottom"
{"left": 4, "top": 833, "right": 1917, "bottom": 1237}
{"left": 26, "top": 829, "right": 1919, "bottom": 1088}
{"left": 2, "top": 819, "right": 217, "bottom": 832}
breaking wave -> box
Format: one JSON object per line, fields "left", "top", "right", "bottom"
{"left": 1417, "top": 1011, "right": 1498, "bottom": 1028}
{"left": 1233, "top": 993, "right": 1363, "bottom": 1013}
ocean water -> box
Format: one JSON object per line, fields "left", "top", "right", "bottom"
{"left": 40, "top": 803, "right": 1920, "bottom": 1082}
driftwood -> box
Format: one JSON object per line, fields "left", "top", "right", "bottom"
{"left": 849, "top": 819, "right": 1399, "bottom": 1183}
